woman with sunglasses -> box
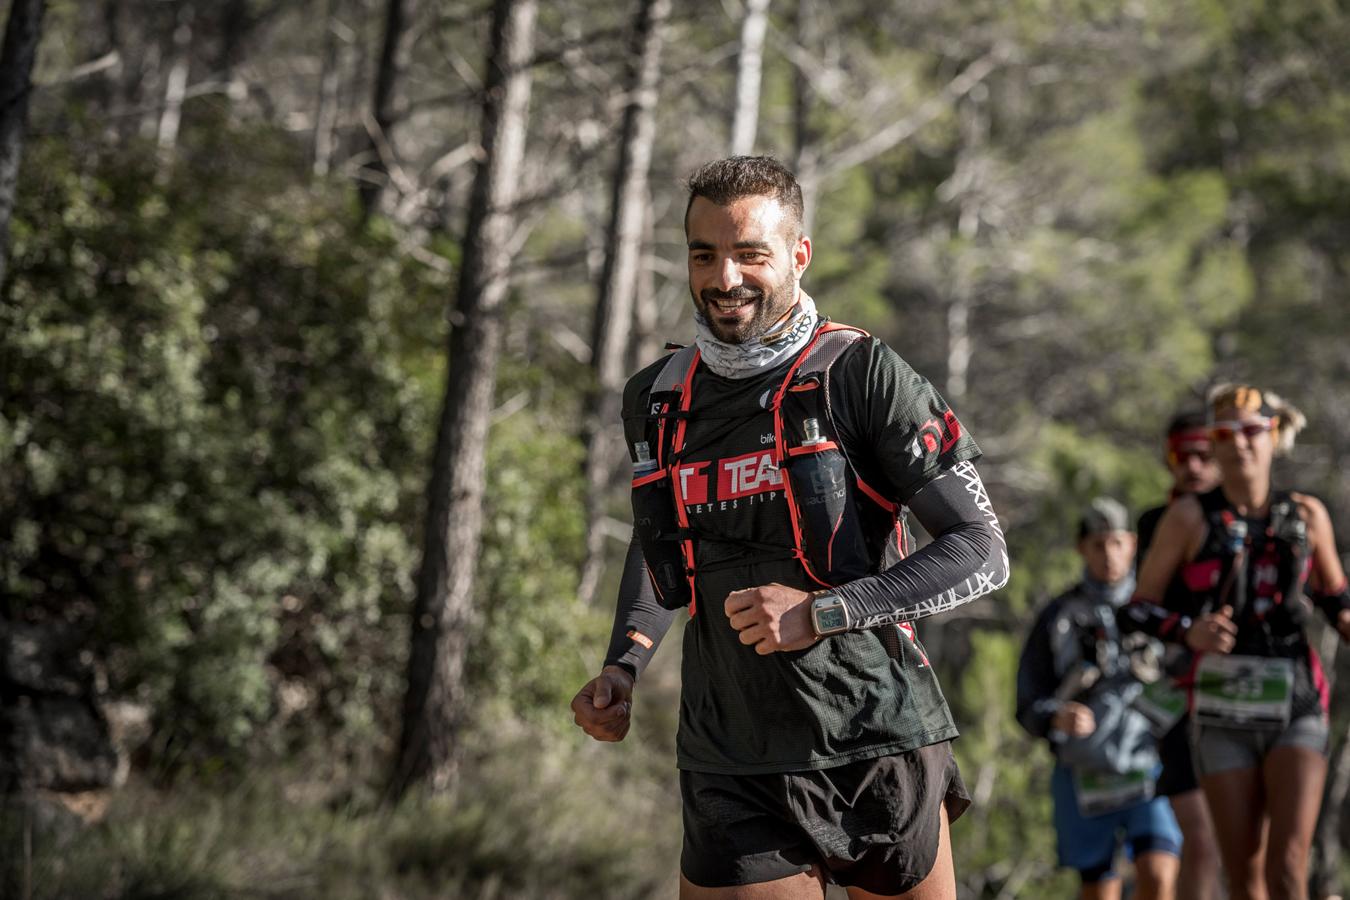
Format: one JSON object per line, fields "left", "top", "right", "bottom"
{"left": 1119, "top": 384, "right": 1350, "bottom": 900}
{"left": 1134, "top": 411, "right": 1223, "bottom": 900}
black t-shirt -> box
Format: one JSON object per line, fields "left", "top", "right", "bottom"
{"left": 621, "top": 332, "right": 980, "bottom": 774}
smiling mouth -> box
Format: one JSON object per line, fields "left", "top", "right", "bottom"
{"left": 704, "top": 291, "right": 761, "bottom": 314}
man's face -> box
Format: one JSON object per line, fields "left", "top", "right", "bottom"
{"left": 686, "top": 194, "right": 811, "bottom": 344}
{"left": 1166, "top": 433, "right": 1218, "bottom": 494}
{"left": 1210, "top": 405, "right": 1277, "bottom": 481}
{"left": 1078, "top": 531, "right": 1136, "bottom": 585}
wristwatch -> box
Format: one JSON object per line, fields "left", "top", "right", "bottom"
{"left": 810, "top": 593, "right": 850, "bottom": 637}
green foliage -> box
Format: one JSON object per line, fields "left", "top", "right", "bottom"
{"left": 470, "top": 392, "right": 609, "bottom": 725}
{"left": 1, "top": 133, "right": 444, "bottom": 766}
{"left": 1, "top": 727, "right": 680, "bottom": 900}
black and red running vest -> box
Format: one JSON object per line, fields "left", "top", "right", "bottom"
{"left": 1179, "top": 486, "right": 1328, "bottom": 714}
{"left": 630, "top": 322, "right": 910, "bottom": 614}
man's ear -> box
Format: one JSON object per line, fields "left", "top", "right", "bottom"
{"left": 793, "top": 235, "right": 812, "bottom": 278}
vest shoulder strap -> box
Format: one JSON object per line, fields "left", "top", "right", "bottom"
{"left": 652, "top": 345, "right": 700, "bottom": 395}
{"left": 799, "top": 323, "right": 869, "bottom": 377}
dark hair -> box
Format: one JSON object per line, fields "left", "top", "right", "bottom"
{"left": 684, "top": 156, "right": 805, "bottom": 241}
{"left": 1078, "top": 496, "right": 1132, "bottom": 539}
{"left": 1165, "top": 410, "right": 1208, "bottom": 437}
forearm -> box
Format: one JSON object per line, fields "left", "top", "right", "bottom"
{"left": 1116, "top": 596, "right": 1191, "bottom": 644}
{"left": 834, "top": 461, "right": 1009, "bottom": 628}
{"left": 1310, "top": 580, "right": 1350, "bottom": 625}
{"left": 602, "top": 530, "right": 677, "bottom": 680}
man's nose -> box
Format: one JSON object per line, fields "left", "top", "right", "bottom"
{"left": 718, "top": 257, "right": 742, "bottom": 291}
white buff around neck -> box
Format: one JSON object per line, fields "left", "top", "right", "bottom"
{"left": 693, "top": 292, "right": 819, "bottom": 379}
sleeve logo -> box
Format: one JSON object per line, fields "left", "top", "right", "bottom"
{"left": 907, "top": 409, "right": 963, "bottom": 458}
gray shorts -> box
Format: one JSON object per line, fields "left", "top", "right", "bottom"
{"left": 1192, "top": 714, "right": 1329, "bottom": 777}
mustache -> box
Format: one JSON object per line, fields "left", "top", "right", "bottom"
{"left": 700, "top": 286, "right": 763, "bottom": 303}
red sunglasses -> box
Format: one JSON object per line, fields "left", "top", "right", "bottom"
{"left": 1167, "top": 448, "right": 1214, "bottom": 465}
{"left": 1209, "top": 419, "right": 1274, "bottom": 442}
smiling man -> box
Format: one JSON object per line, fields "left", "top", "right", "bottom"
{"left": 571, "top": 157, "right": 1010, "bottom": 900}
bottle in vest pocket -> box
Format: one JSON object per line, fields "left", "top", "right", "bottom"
{"left": 785, "top": 418, "right": 870, "bottom": 583}
{"left": 633, "top": 441, "right": 657, "bottom": 476}
{"left": 630, "top": 441, "right": 691, "bottom": 610}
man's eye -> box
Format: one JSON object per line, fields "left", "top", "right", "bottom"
{"left": 691, "top": 253, "right": 713, "bottom": 264}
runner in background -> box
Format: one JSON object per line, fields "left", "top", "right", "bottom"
{"left": 1136, "top": 412, "right": 1223, "bottom": 900}
{"left": 1120, "top": 384, "right": 1350, "bottom": 900}
{"left": 1017, "top": 498, "right": 1181, "bottom": 900}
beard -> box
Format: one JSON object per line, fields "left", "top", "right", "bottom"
{"left": 693, "top": 275, "right": 797, "bottom": 344}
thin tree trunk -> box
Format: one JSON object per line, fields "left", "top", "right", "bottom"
{"left": 390, "top": 0, "right": 536, "bottom": 800}
{"left": 359, "top": 0, "right": 418, "bottom": 219}
{"left": 313, "top": 0, "right": 344, "bottom": 176}
{"left": 791, "top": 0, "right": 818, "bottom": 233}
{"left": 729, "top": 0, "right": 769, "bottom": 156}
{"left": 156, "top": 1, "right": 194, "bottom": 166}
{"left": 0, "top": 0, "right": 47, "bottom": 289}
{"left": 216, "top": 0, "right": 249, "bottom": 86}
{"left": 68, "top": 0, "right": 121, "bottom": 123}
{"left": 576, "top": 0, "right": 670, "bottom": 605}
{"left": 629, "top": 194, "right": 660, "bottom": 370}
{"left": 945, "top": 95, "right": 986, "bottom": 409}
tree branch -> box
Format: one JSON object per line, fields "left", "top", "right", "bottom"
{"left": 820, "top": 47, "right": 1010, "bottom": 180}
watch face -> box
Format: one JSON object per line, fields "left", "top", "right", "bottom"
{"left": 816, "top": 607, "right": 847, "bottom": 632}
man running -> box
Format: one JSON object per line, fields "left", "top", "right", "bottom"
{"left": 1136, "top": 412, "right": 1223, "bottom": 900}
{"left": 571, "top": 156, "right": 1008, "bottom": 899}
{"left": 1016, "top": 498, "right": 1181, "bottom": 900}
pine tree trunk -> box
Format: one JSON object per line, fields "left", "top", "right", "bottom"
{"left": 358, "top": 0, "right": 418, "bottom": 219}
{"left": 156, "top": 1, "right": 194, "bottom": 166}
{"left": 576, "top": 0, "right": 670, "bottom": 605}
{"left": 729, "top": 0, "right": 769, "bottom": 156}
{"left": 312, "top": 0, "right": 344, "bottom": 176}
{"left": 791, "top": 0, "right": 818, "bottom": 234}
{"left": 390, "top": 0, "right": 536, "bottom": 800}
{"left": 0, "top": 0, "right": 47, "bottom": 289}
{"left": 629, "top": 194, "right": 660, "bottom": 371}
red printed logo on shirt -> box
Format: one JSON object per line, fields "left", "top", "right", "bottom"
{"left": 717, "top": 451, "right": 784, "bottom": 500}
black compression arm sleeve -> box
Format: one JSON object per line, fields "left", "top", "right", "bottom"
{"left": 1310, "top": 581, "right": 1350, "bottom": 625}
{"left": 1015, "top": 604, "right": 1064, "bottom": 741}
{"left": 602, "top": 530, "right": 677, "bottom": 680}
{"left": 834, "top": 461, "right": 1009, "bottom": 628}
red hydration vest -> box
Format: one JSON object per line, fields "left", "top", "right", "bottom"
{"left": 629, "top": 322, "right": 909, "bottom": 614}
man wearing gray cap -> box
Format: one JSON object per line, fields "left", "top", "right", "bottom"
{"left": 1016, "top": 498, "right": 1182, "bottom": 900}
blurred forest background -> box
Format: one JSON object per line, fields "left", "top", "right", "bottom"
{"left": 1, "top": 0, "right": 1348, "bottom": 897}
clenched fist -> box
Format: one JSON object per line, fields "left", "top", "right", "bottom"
{"left": 725, "top": 583, "right": 819, "bottom": 655}
{"left": 1185, "top": 605, "right": 1237, "bottom": 654}
{"left": 571, "top": 666, "right": 635, "bottom": 742}
{"left": 1053, "top": 701, "right": 1096, "bottom": 737}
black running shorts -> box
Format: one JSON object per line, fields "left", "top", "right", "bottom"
{"left": 1156, "top": 716, "right": 1199, "bottom": 797}
{"left": 679, "top": 741, "right": 970, "bottom": 893}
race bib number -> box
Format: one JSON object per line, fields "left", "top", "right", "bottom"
{"left": 1193, "top": 654, "right": 1294, "bottom": 729}
{"left": 1073, "top": 768, "right": 1156, "bottom": 818}
{"left": 1134, "top": 679, "right": 1187, "bottom": 737}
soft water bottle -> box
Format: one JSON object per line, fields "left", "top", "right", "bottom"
{"left": 785, "top": 418, "right": 870, "bottom": 582}
{"left": 629, "top": 439, "right": 689, "bottom": 609}
{"left": 633, "top": 441, "right": 657, "bottom": 476}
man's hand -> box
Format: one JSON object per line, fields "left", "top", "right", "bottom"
{"left": 1185, "top": 605, "right": 1237, "bottom": 654}
{"left": 1337, "top": 609, "right": 1350, "bottom": 642}
{"left": 1052, "top": 701, "right": 1096, "bottom": 737}
{"left": 725, "top": 583, "right": 818, "bottom": 655}
{"left": 570, "top": 665, "right": 635, "bottom": 742}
